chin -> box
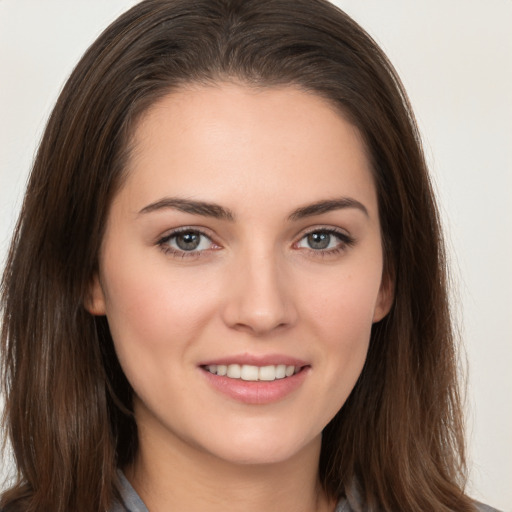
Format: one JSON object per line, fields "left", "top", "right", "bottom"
{"left": 194, "top": 429, "right": 321, "bottom": 467}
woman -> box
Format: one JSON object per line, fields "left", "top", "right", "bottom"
{"left": 0, "top": 0, "right": 501, "bottom": 511}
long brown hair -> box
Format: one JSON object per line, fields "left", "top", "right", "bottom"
{"left": 1, "top": 1, "right": 475, "bottom": 510}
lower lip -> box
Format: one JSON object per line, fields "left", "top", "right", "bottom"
{"left": 201, "top": 367, "right": 310, "bottom": 405}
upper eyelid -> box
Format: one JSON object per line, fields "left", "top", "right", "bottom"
{"left": 297, "top": 225, "right": 353, "bottom": 239}
{"left": 300, "top": 226, "right": 347, "bottom": 234}
{"left": 157, "top": 226, "right": 216, "bottom": 243}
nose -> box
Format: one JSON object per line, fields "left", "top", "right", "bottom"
{"left": 221, "top": 249, "right": 297, "bottom": 336}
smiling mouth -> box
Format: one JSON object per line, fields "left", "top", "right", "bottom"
{"left": 202, "top": 364, "right": 302, "bottom": 382}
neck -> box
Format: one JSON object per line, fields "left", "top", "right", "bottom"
{"left": 125, "top": 411, "right": 334, "bottom": 512}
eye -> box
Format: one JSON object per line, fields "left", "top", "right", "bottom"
{"left": 158, "top": 229, "right": 217, "bottom": 256}
{"left": 295, "top": 229, "right": 354, "bottom": 252}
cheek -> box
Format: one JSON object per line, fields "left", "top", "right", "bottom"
{"left": 303, "top": 263, "right": 383, "bottom": 336}
{"left": 299, "top": 263, "right": 382, "bottom": 394}
{"left": 317, "top": 283, "right": 374, "bottom": 370}
{"left": 100, "top": 271, "right": 220, "bottom": 415}
{"left": 99, "top": 258, "right": 220, "bottom": 376}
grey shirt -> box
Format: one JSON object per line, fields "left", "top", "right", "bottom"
{"left": 111, "top": 473, "right": 349, "bottom": 512}
{"left": 112, "top": 472, "right": 500, "bottom": 512}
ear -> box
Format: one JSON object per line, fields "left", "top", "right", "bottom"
{"left": 372, "top": 271, "right": 394, "bottom": 323}
{"left": 84, "top": 273, "right": 106, "bottom": 316}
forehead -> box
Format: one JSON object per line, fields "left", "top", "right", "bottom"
{"left": 118, "top": 82, "right": 377, "bottom": 217}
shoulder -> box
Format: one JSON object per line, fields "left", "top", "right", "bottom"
{"left": 474, "top": 502, "right": 503, "bottom": 512}
{"left": 335, "top": 498, "right": 503, "bottom": 512}
{"left": 111, "top": 471, "right": 149, "bottom": 512}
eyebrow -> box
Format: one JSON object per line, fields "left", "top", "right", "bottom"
{"left": 288, "top": 198, "right": 369, "bottom": 220}
{"left": 138, "top": 197, "right": 235, "bottom": 220}
{"left": 138, "top": 196, "right": 368, "bottom": 221}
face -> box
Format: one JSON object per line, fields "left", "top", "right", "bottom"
{"left": 88, "top": 83, "right": 392, "bottom": 467}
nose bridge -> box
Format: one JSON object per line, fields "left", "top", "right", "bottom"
{"left": 222, "top": 243, "right": 295, "bottom": 335}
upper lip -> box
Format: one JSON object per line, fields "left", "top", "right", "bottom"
{"left": 199, "top": 353, "right": 309, "bottom": 368}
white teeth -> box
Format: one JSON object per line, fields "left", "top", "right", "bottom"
{"left": 206, "top": 363, "right": 300, "bottom": 381}
{"left": 241, "top": 365, "right": 259, "bottom": 381}
{"left": 226, "top": 364, "right": 241, "bottom": 378}
{"left": 259, "top": 365, "right": 277, "bottom": 381}
{"left": 285, "top": 365, "right": 295, "bottom": 377}
{"left": 275, "top": 364, "right": 286, "bottom": 379}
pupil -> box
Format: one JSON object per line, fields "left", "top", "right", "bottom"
{"left": 308, "top": 232, "right": 330, "bottom": 249}
{"left": 176, "top": 232, "right": 200, "bottom": 251}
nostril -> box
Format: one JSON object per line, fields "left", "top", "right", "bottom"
{"left": 231, "top": 318, "right": 290, "bottom": 336}
{"left": 220, "top": 264, "right": 298, "bottom": 334}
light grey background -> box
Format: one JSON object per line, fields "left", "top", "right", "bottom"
{"left": 1, "top": 1, "right": 511, "bottom": 510}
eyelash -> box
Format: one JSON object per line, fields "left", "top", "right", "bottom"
{"left": 157, "top": 227, "right": 218, "bottom": 259}
{"left": 295, "top": 227, "right": 356, "bottom": 257}
{"left": 156, "top": 226, "right": 355, "bottom": 259}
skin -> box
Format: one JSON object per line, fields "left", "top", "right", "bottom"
{"left": 88, "top": 83, "right": 393, "bottom": 512}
